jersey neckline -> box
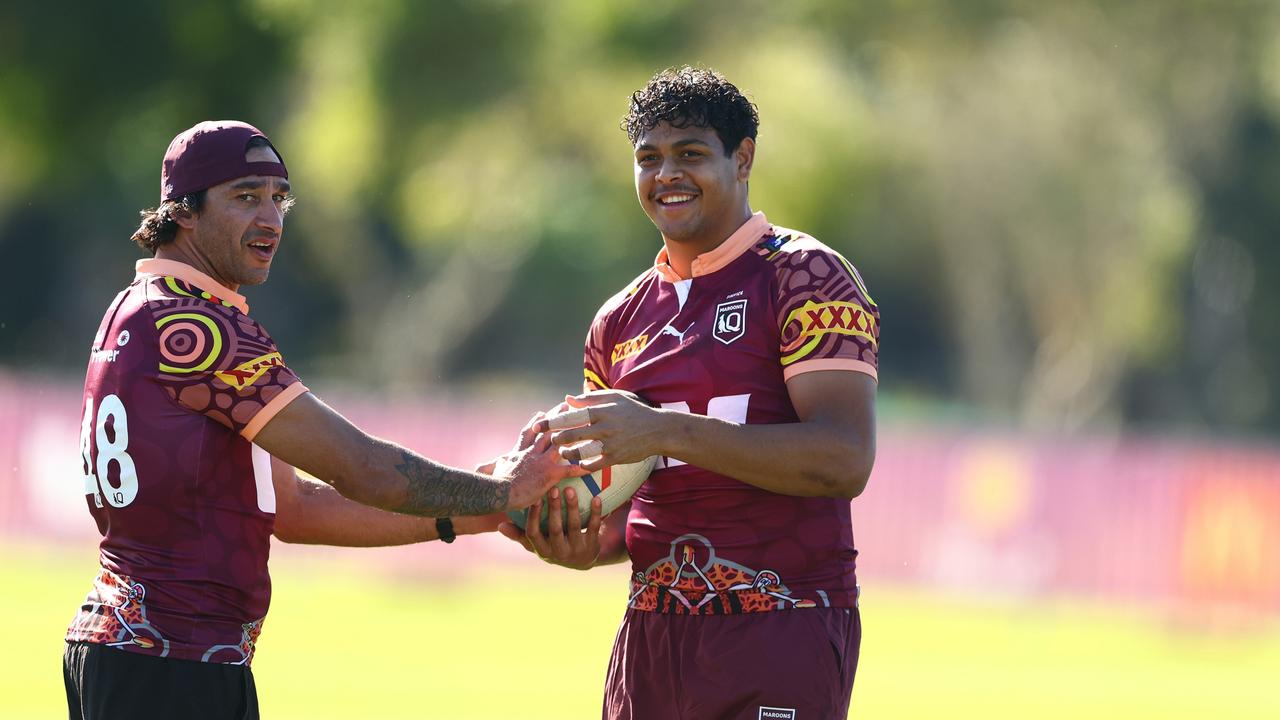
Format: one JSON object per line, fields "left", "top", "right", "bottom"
{"left": 652, "top": 211, "right": 770, "bottom": 283}
{"left": 134, "top": 258, "right": 249, "bottom": 314}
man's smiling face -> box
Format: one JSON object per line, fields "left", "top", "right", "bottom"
{"left": 633, "top": 121, "right": 754, "bottom": 251}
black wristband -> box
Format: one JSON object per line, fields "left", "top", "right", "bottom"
{"left": 435, "top": 517, "right": 456, "bottom": 544}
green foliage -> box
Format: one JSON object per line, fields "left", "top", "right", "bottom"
{"left": 2, "top": 0, "right": 1279, "bottom": 433}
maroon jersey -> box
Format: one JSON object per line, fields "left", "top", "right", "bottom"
{"left": 584, "top": 213, "right": 879, "bottom": 615}
{"left": 66, "top": 258, "right": 308, "bottom": 665}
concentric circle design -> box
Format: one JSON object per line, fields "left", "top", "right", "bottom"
{"left": 159, "top": 324, "right": 205, "bottom": 363}
{"left": 155, "top": 313, "right": 224, "bottom": 373}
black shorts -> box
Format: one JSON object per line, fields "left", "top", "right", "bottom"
{"left": 63, "top": 641, "right": 259, "bottom": 720}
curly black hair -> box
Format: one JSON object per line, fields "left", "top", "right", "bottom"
{"left": 623, "top": 66, "right": 759, "bottom": 156}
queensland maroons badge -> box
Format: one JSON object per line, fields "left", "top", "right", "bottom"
{"left": 713, "top": 299, "right": 747, "bottom": 345}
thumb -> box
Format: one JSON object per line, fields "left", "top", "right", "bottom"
{"left": 496, "top": 522, "right": 533, "bottom": 551}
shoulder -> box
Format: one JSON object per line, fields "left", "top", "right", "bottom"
{"left": 138, "top": 274, "right": 262, "bottom": 329}
{"left": 145, "top": 278, "right": 245, "bottom": 336}
{"left": 758, "top": 226, "right": 857, "bottom": 278}
{"left": 758, "top": 226, "right": 876, "bottom": 305}
{"left": 590, "top": 266, "right": 659, "bottom": 328}
{"left": 133, "top": 277, "right": 278, "bottom": 377}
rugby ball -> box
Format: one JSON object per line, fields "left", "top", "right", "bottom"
{"left": 506, "top": 403, "right": 657, "bottom": 534}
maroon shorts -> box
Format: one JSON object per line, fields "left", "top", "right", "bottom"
{"left": 603, "top": 605, "right": 860, "bottom": 720}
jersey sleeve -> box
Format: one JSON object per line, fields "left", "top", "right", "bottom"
{"left": 583, "top": 313, "right": 612, "bottom": 393}
{"left": 774, "top": 241, "right": 880, "bottom": 381}
{"left": 150, "top": 302, "right": 308, "bottom": 440}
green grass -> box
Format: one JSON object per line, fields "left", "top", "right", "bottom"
{"left": 4, "top": 544, "right": 1278, "bottom": 719}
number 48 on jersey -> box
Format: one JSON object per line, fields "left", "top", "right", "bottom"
{"left": 80, "top": 394, "right": 138, "bottom": 508}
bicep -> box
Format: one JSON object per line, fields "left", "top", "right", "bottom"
{"left": 786, "top": 370, "right": 877, "bottom": 496}
{"left": 786, "top": 370, "right": 877, "bottom": 448}
{"left": 253, "top": 391, "right": 371, "bottom": 488}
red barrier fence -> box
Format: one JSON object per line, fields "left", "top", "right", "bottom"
{"left": 3, "top": 371, "right": 1277, "bottom": 615}
{"left": 859, "top": 428, "right": 1280, "bottom": 615}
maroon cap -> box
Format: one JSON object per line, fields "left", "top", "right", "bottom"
{"left": 161, "top": 120, "right": 288, "bottom": 201}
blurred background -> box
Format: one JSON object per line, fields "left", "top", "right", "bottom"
{"left": 1, "top": 0, "right": 1278, "bottom": 718}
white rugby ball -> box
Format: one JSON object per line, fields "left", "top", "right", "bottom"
{"left": 506, "top": 404, "right": 657, "bottom": 534}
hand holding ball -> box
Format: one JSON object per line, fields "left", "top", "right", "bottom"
{"left": 506, "top": 402, "right": 656, "bottom": 534}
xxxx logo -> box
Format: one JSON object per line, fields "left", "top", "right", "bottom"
{"left": 611, "top": 334, "right": 649, "bottom": 365}
{"left": 215, "top": 352, "right": 285, "bottom": 390}
{"left": 786, "top": 300, "right": 877, "bottom": 345}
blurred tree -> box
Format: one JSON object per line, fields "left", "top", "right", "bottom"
{"left": 2, "top": 0, "right": 1279, "bottom": 436}
{"left": 0, "top": 0, "right": 298, "bottom": 366}
{"left": 872, "top": 10, "right": 1197, "bottom": 431}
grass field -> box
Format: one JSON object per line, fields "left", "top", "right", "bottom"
{"left": 3, "top": 543, "right": 1278, "bottom": 719}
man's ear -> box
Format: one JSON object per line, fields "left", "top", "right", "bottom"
{"left": 172, "top": 203, "right": 198, "bottom": 230}
{"left": 735, "top": 137, "right": 756, "bottom": 182}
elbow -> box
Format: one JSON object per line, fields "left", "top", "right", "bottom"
{"left": 331, "top": 473, "right": 372, "bottom": 506}
{"left": 823, "top": 473, "right": 866, "bottom": 501}
{"left": 826, "top": 444, "right": 874, "bottom": 500}
{"left": 837, "top": 468, "right": 871, "bottom": 500}
{"left": 809, "top": 467, "right": 867, "bottom": 500}
{"left": 328, "top": 448, "right": 392, "bottom": 510}
{"left": 333, "top": 477, "right": 394, "bottom": 513}
{"left": 271, "top": 513, "right": 307, "bottom": 544}
{"left": 304, "top": 431, "right": 396, "bottom": 511}
{"left": 271, "top": 493, "right": 319, "bottom": 544}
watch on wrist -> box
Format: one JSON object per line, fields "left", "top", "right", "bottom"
{"left": 435, "top": 517, "right": 456, "bottom": 544}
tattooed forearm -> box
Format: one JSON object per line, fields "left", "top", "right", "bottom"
{"left": 392, "top": 451, "right": 510, "bottom": 516}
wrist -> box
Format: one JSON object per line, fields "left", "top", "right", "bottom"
{"left": 595, "top": 530, "right": 630, "bottom": 566}
{"left": 434, "top": 517, "right": 457, "bottom": 543}
{"left": 450, "top": 513, "right": 504, "bottom": 537}
{"left": 595, "top": 544, "right": 629, "bottom": 566}
{"left": 653, "top": 408, "right": 689, "bottom": 458}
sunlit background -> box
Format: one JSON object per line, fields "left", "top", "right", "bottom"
{"left": 2, "top": 1, "right": 1278, "bottom": 718}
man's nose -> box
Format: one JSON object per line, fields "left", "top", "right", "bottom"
{"left": 656, "top": 157, "right": 683, "bottom": 183}
{"left": 256, "top": 196, "right": 283, "bottom": 234}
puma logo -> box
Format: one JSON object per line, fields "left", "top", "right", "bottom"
{"left": 659, "top": 321, "right": 694, "bottom": 343}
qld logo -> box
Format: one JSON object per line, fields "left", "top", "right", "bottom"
{"left": 713, "top": 299, "right": 748, "bottom": 345}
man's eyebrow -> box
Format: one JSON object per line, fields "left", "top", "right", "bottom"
{"left": 635, "top": 138, "right": 713, "bottom": 153}
{"left": 229, "top": 178, "right": 291, "bottom": 193}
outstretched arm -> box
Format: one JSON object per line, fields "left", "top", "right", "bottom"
{"left": 270, "top": 457, "right": 503, "bottom": 546}
{"left": 254, "top": 392, "right": 581, "bottom": 517}
{"left": 546, "top": 370, "right": 876, "bottom": 500}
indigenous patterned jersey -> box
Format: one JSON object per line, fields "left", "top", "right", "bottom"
{"left": 584, "top": 212, "right": 878, "bottom": 615}
{"left": 66, "top": 258, "right": 308, "bottom": 665}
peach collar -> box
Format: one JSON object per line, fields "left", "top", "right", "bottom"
{"left": 134, "top": 258, "right": 249, "bottom": 314}
{"left": 653, "top": 212, "right": 770, "bottom": 283}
